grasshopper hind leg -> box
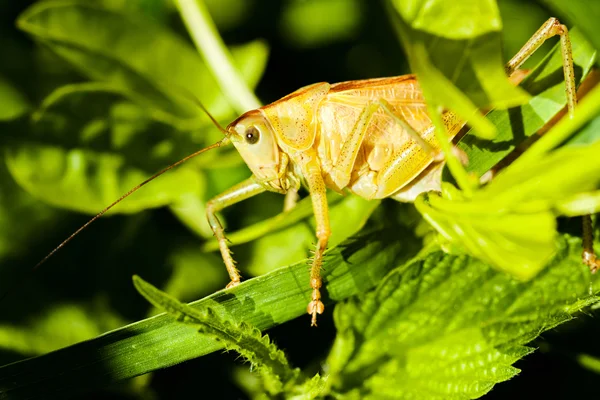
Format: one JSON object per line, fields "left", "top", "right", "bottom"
{"left": 583, "top": 216, "right": 600, "bottom": 273}
{"left": 508, "top": 18, "right": 600, "bottom": 270}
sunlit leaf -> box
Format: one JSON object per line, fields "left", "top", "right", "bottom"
{"left": 327, "top": 236, "right": 600, "bottom": 398}
{"left": 389, "top": 0, "right": 529, "bottom": 111}
{"left": 16, "top": 1, "right": 261, "bottom": 121}
{"left": 10, "top": 2, "right": 269, "bottom": 215}
{"left": 458, "top": 27, "right": 597, "bottom": 176}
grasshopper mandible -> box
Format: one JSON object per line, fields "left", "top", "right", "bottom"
{"left": 22, "top": 18, "right": 597, "bottom": 326}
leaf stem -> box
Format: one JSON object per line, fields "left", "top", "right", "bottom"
{"left": 174, "top": 0, "right": 262, "bottom": 113}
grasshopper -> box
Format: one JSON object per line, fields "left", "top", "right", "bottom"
{"left": 23, "top": 18, "right": 598, "bottom": 326}
{"left": 207, "top": 17, "right": 598, "bottom": 325}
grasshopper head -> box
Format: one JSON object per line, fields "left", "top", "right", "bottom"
{"left": 227, "top": 110, "right": 281, "bottom": 182}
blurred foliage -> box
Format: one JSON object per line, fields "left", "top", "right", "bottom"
{"left": 0, "top": 0, "right": 599, "bottom": 399}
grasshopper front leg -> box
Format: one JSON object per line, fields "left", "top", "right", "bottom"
{"left": 301, "top": 154, "right": 331, "bottom": 326}
{"left": 206, "top": 177, "right": 266, "bottom": 288}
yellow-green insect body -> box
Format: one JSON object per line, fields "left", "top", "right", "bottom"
{"left": 218, "top": 76, "right": 463, "bottom": 325}
{"left": 209, "top": 17, "right": 588, "bottom": 326}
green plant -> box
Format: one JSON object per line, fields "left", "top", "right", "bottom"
{"left": 0, "top": 0, "right": 599, "bottom": 399}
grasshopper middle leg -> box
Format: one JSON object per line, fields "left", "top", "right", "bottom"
{"left": 303, "top": 157, "right": 331, "bottom": 326}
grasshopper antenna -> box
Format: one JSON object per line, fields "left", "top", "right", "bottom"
{"left": 0, "top": 93, "right": 233, "bottom": 303}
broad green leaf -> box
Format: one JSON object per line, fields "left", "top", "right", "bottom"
{"left": 541, "top": 0, "right": 600, "bottom": 54}
{"left": 476, "top": 142, "right": 600, "bottom": 210}
{"left": 416, "top": 140, "right": 600, "bottom": 280}
{"left": 458, "top": 27, "right": 597, "bottom": 176}
{"left": 392, "top": 0, "right": 501, "bottom": 39}
{"left": 556, "top": 191, "right": 600, "bottom": 216}
{"left": 161, "top": 243, "right": 229, "bottom": 302}
{"left": 5, "top": 143, "right": 203, "bottom": 214}
{"left": 279, "top": 0, "right": 362, "bottom": 48}
{"left": 16, "top": 1, "right": 266, "bottom": 123}
{"left": 0, "top": 154, "right": 64, "bottom": 261}
{"left": 0, "top": 227, "right": 421, "bottom": 399}
{"left": 0, "top": 75, "right": 29, "bottom": 121}
{"left": 326, "top": 236, "right": 600, "bottom": 399}
{"left": 0, "top": 302, "right": 125, "bottom": 356}
{"left": 10, "top": 2, "right": 269, "bottom": 215}
{"left": 4, "top": 85, "right": 208, "bottom": 213}
{"left": 419, "top": 27, "right": 599, "bottom": 280}
{"left": 416, "top": 188, "right": 556, "bottom": 280}
{"left": 389, "top": 0, "right": 529, "bottom": 113}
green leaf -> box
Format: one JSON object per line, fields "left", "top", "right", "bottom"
{"left": 458, "top": 27, "right": 597, "bottom": 177}
{"left": 416, "top": 187, "right": 556, "bottom": 280}
{"left": 417, "top": 27, "right": 599, "bottom": 280}
{"left": 161, "top": 244, "right": 229, "bottom": 302}
{"left": 326, "top": 235, "right": 600, "bottom": 399}
{"left": 392, "top": 0, "right": 501, "bottom": 39}
{"left": 4, "top": 84, "right": 207, "bottom": 213}
{"left": 0, "top": 153, "right": 64, "bottom": 261}
{"left": 0, "top": 226, "right": 421, "bottom": 399}
{"left": 16, "top": 1, "right": 264, "bottom": 122}
{"left": 540, "top": 0, "right": 600, "bottom": 53}
{"left": 135, "top": 275, "right": 331, "bottom": 398}
{"left": 5, "top": 143, "right": 203, "bottom": 214}
{"left": 9, "top": 2, "right": 269, "bottom": 215}
{"left": 279, "top": 0, "right": 362, "bottom": 48}
{"left": 0, "top": 75, "right": 29, "bottom": 121}
{"left": 389, "top": 0, "right": 529, "bottom": 112}
{"left": 416, "top": 139, "right": 600, "bottom": 280}
{"left": 0, "top": 302, "right": 125, "bottom": 356}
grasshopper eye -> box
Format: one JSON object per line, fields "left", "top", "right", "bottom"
{"left": 245, "top": 126, "right": 260, "bottom": 144}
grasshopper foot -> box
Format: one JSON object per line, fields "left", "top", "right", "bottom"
{"left": 307, "top": 277, "right": 325, "bottom": 326}
{"left": 583, "top": 250, "right": 600, "bottom": 274}
{"left": 226, "top": 279, "right": 241, "bottom": 289}
{"left": 307, "top": 296, "right": 325, "bottom": 327}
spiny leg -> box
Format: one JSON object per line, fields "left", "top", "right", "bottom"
{"left": 328, "top": 102, "right": 379, "bottom": 189}
{"left": 583, "top": 215, "right": 599, "bottom": 272}
{"left": 505, "top": 18, "right": 576, "bottom": 118}
{"left": 328, "top": 100, "right": 443, "bottom": 192}
{"left": 206, "top": 177, "right": 265, "bottom": 288}
{"left": 304, "top": 157, "right": 330, "bottom": 326}
{"left": 378, "top": 98, "right": 442, "bottom": 160}
{"left": 505, "top": 18, "right": 599, "bottom": 270}
{"left": 283, "top": 188, "right": 299, "bottom": 212}
{"left": 283, "top": 178, "right": 301, "bottom": 212}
